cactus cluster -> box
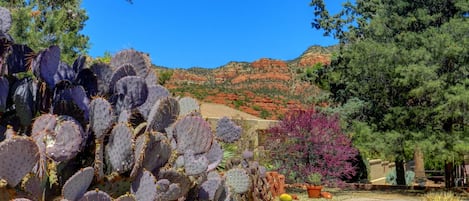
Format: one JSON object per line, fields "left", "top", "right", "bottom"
{"left": 0, "top": 6, "right": 272, "bottom": 201}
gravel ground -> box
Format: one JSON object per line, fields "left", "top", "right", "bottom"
{"left": 288, "top": 190, "right": 424, "bottom": 201}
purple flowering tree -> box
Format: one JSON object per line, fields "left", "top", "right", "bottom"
{"left": 267, "top": 109, "right": 357, "bottom": 186}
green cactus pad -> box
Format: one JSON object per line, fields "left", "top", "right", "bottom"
{"left": 178, "top": 97, "right": 200, "bottom": 117}
{"left": 174, "top": 115, "right": 213, "bottom": 155}
{"left": 89, "top": 97, "right": 114, "bottom": 139}
{"left": 0, "top": 137, "right": 39, "bottom": 187}
{"left": 225, "top": 168, "right": 251, "bottom": 194}
{"left": 146, "top": 97, "right": 179, "bottom": 132}
{"left": 216, "top": 117, "right": 242, "bottom": 143}
{"left": 78, "top": 190, "right": 112, "bottom": 201}
{"left": 106, "top": 123, "right": 134, "bottom": 173}
{"left": 130, "top": 169, "right": 157, "bottom": 201}
{"left": 62, "top": 167, "right": 94, "bottom": 201}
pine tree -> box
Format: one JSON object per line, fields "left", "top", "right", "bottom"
{"left": 0, "top": 0, "right": 89, "bottom": 64}
{"left": 311, "top": 0, "right": 469, "bottom": 185}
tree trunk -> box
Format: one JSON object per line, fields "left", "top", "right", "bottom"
{"left": 395, "top": 159, "right": 406, "bottom": 185}
{"left": 414, "top": 146, "right": 425, "bottom": 179}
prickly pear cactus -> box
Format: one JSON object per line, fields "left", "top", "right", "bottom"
{"left": 225, "top": 168, "right": 251, "bottom": 194}
{"left": 45, "top": 116, "right": 85, "bottom": 162}
{"left": 108, "top": 64, "right": 136, "bottom": 93}
{"left": 89, "top": 97, "right": 114, "bottom": 138}
{"left": 216, "top": 116, "right": 242, "bottom": 143}
{"left": 62, "top": 167, "right": 94, "bottom": 201}
{"left": 137, "top": 85, "right": 170, "bottom": 119}
{"left": 21, "top": 173, "right": 44, "bottom": 201}
{"left": 0, "top": 6, "right": 12, "bottom": 33}
{"left": 206, "top": 140, "right": 224, "bottom": 171}
{"left": 78, "top": 190, "right": 112, "bottom": 201}
{"left": 114, "top": 75, "right": 148, "bottom": 112}
{"left": 105, "top": 123, "right": 134, "bottom": 173}
{"left": 199, "top": 172, "right": 224, "bottom": 201}
{"left": 184, "top": 150, "right": 209, "bottom": 176}
{"left": 130, "top": 169, "right": 157, "bottom": 201}
{"left": 146, "top": 96, "right": 179, "bottom": 132}
{"left": 173, "top": 115, "right": 213, "bottom": 155}
{"left": 0, "top": 76, "right": 8, "bottom": 112}
{"left": 115, "top": 193, "right": 136, "bottom": 201}
{"left": 178, "top": 97, "right": 200, "bottom": 117}
{"left": 12, "top": 78, "right": 35, "bottom": 127}
{"left": 31, "top": 45, "right": 60, "bottom": 88}
{"left": 110, "top": 49, "right": 151, "bottom": 79}
{"left": 0, "top": 137, "right": 39, "bottom": 187}
{"left": 157, "top": 169, "right": 191, "bottom": 200}
{"left": 90, "top": 62, "right": 113, "bottom": 95}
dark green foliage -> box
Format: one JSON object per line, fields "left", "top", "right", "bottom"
{"left": 311, "top": 0, "right": 469, "bottom": 185}
{"left": 0, "top": 0, "right": 89, "bottom": 64}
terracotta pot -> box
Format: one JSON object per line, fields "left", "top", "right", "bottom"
{"left": 306, "top": 185, "right": 322, "bottom": 198}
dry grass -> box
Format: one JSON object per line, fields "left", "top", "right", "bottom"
{"left": 421, "top": 192, "right": 461, "bottom": 201}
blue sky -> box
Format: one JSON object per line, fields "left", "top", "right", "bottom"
{"left": 81, "top": 0, "right": 342, "bottom": 68}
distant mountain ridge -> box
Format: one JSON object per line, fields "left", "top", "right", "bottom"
{"left": 155, "top": 45, "right": 337, "bottom": 119}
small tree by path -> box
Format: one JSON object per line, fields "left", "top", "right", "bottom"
{"left": 267, "top": 109, "right": 358, "bottom": 186}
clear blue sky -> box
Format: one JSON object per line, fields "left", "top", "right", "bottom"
{"left": 81, "top": 0, "right": 341, "bottom": 68}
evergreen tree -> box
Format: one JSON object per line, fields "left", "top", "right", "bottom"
{"left": 0, "top": 0, "right": 89, "bottom": 64}
{"left": 311, "top": 0, "right": 469, "bottom": 185}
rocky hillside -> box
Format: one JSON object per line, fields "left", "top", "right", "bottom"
{"left": 155, "top": 45, "right": 337, "bottom": 120}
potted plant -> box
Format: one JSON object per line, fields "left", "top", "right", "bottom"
{"left": 306, "top": 172, "right": 322, "bottom": 198}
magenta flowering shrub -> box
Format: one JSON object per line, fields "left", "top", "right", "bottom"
{"left": 267, "top": 109, "right": 357, "bottom": 186}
